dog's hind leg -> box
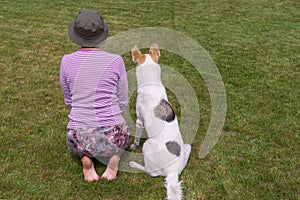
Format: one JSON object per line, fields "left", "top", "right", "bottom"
{"left": 178, "top": 144, "right": 191, "bottom": 175}
{"left": 131, "top": 118, "right": 144, "bottom": 149}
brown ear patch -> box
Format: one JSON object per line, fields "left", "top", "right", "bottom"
{"left": 149, "top": 43, "right": 160, "bottom": 63}
{"left": 132, "top": 46, "right": 146, "bottom": 65}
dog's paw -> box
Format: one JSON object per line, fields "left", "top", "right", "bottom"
{"left": 129, "top": 162, "right": 145, "bottom": 171}
{"left": 129, "top": 161, "right": 139, "bottom": 168}
{"left": 130, "top": 144, "right": 139, "bottom": 150}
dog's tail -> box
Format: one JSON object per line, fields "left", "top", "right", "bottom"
{"left": 164, "top": 172, "right": 183, "bottom": 200}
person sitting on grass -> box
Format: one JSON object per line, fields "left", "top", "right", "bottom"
{"left": 60, "top": 9, "right": 130, "bottom": 182}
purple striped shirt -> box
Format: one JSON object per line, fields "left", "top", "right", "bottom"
{"left": 60, "top": 49, "right": 128, "bottom": 129}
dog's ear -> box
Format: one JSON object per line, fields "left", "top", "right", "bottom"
{"left": 149, "top": 43, "right": 160, "bottom": 62}
{"left": 131, "top": 45, "right": 140, "bottom": 62}
{"left": 131, "top": 45, "right": 145, "bottom": 65}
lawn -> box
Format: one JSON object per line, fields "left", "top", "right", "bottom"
{"left": 0, "top": 0, "right": 299, "bottom": 199}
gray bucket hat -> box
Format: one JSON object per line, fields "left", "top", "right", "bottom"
{"left": 69, "top": 10, "right": 108, "bottom": 47}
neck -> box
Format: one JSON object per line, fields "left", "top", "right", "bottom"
{"left": 136, "top": 63, "right": 163, "bottom": 89}
{"left": 80, "top": 47, "right": 100, "bottom": 50}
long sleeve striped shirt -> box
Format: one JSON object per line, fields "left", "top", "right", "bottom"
{"left": 60, "top": 49, "right": 128, "bottom": 129}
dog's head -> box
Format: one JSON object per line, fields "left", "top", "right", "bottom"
{"left": 131, "top": 43, "right": 161, "bottom": 66}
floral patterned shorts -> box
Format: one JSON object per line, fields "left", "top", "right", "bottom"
{"left": 66, "top": 124, "right": 130, "bottom": 158}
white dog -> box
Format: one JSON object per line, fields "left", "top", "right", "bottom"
{"left": 129, "top": 43, "right": 191, "bottom": 200}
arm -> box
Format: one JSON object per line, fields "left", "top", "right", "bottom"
{"left": 60, "top": 57, "right": 72, "bottom": 109}
{"left": 116, "top": 56, "right": 128, "bottom": 115}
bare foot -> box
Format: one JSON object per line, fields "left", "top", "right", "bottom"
{"left": 101, "top": 155, "right": 120, "bottom": 180}
{"left": 82, "top": 156, "right": 100, "bottom": 182}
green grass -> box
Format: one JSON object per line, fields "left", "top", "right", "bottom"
{"left": 1, "top": 0, "right": 299, "bottom": 199}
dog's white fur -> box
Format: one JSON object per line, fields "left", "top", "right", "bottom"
{"left": 130, "top": 44, "right": 191, "bottom": 200}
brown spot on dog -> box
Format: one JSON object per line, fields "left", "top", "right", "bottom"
{"left": 166, "top": 141, "right": 181, "bottom": 157}
{"left": 154, "top": 99, "right": 175, "bottom": 122}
